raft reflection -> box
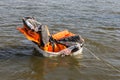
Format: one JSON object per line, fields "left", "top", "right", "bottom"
{"left": 29, "top": 56, "right": 82, "bottom": 80}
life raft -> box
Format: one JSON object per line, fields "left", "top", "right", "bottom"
{"left": 17, "top": 17, "right": 84, "bottom": 57}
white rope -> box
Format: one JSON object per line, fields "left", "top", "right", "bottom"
{"left": 84, "top": 47, "right": 120, "bottom": 73}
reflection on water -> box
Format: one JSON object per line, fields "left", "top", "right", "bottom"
{"left": 0, "top": 0, "right": 120, "bottom": 80}
{"left": 28, "top": 56, "right": 81, "bottom": 80}
{"left": 0, "top": 55, "right": 82, "bottom": 80}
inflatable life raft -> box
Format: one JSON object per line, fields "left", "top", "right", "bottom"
{"left": 17, "top": 17, "right": 84, "bottom": 57}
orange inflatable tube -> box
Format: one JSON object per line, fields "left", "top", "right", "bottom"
{"left": 52, "top": 30, "right": 75, "bottom": 40}
{"left": 43, "top": 43, "right": 66, "bottom": 52}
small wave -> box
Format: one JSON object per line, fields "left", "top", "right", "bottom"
{"left": 91, "top": 31, "right": 105, "bottom": 35}
{"left": 0, "top": 45, "right": 33, "bottom": 59}
{"left": 97, "top": 26, "right": 120, "bottom": 31}
{"left": 110, "top": 11, "right": 120, "bottom": 15}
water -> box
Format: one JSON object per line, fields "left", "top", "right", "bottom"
{"left": 0, "top": 0, "right": 120, "bottom": 80}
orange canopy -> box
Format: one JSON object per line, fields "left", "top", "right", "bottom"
{"left": 17, "top": 26, "right": 40, "bottom": 44}
{"left": 17, "top": 26, "right": 75, "bottom": 52}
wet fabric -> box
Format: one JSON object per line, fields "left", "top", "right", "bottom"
{"left": 39, "top": 25, "right": 50, "bottom": 47}
{"left": 23, "top": 17, "right": 42, "bottom": 32}
{"left": 17, "top": 26, "right": 40, "bottom": 44}
{"left": 17, "top": 17, "right": 82, "bottom": 52}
